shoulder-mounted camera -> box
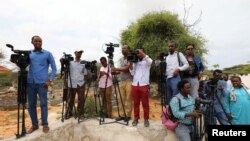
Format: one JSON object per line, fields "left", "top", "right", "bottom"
{"left": 127, "top": 49, "right": 139, "bottom": 63}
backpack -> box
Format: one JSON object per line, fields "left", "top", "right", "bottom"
{"left": 161, "top": 96, "right": 181, "bottom": 131}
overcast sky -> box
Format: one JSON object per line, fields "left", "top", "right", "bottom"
{"left": 0, "top": 0, "right": 250, "bottom": 70}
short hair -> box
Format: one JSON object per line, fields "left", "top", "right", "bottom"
{"left": 213, "top": 69, "right": 222, "bottom": 75}
{"left": 136, "top": 47, "right": 145, "bottom": 52}
{"left": 177, "top": 79, "right": 190, "bottom": 91}
{"left": 168, "top": 40, "right": 178, "bottom": 47}
{"left": 185, "top": 43, "right": 195, "bottom": 48}
{"left": 122, "top": 44, "right": 130, "bottom": 50}
{"left": 231, "top": 76, "right": 241, "bottom": 81}
{"left": 31, "top": 35, "right": 41, "bottom": 42}
{"left": 100, "top": 57, "right": 107, "bottom": 62}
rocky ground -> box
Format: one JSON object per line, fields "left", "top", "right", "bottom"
{"left": 0, "top": 84, "right": 163, "bottom": 140}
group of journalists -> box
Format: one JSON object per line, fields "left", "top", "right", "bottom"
{"left": 19, "top": 35, "right": 250, "bottom": 141}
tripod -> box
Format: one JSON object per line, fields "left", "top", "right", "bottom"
{"left": 61, "top": 60, "right": 77, "bottom": 122}
{"left": 15, "top": 66, "right": 28, "bottom": 138}
{"left": 193, "top": 99, "right": 211, "bottom": 141}
{"left": 158, "top": 60, "right": 167, "bottom": 109}
{"left": 6, "top": 44, "right": 30, "bottom": 139}
{"left": 99, "top": 55, "right": 128, "bottom": 125}
{"left": 78, "top": 68, "right": 100, "bottom": 123}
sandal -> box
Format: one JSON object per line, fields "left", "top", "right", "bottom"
{"left": 27, "top": 126, "right": 39, "bottom": 134}
{"left": 43, "top": 125, "right": 50, "bottom": 133}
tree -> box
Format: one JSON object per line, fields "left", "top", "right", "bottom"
{"left": 120, "top": 11, "right": 207, "bottom": 59}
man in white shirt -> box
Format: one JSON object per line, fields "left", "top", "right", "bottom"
{"left": 165, "top": 41, "right": 189, "bottom": 105}
{"left": 129, "top": 47, "right": 152, "bottom": 127}
{"left": 65, "top": 49, "right": 87, "bottom": 119}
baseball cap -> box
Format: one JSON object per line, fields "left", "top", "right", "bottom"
{"left": 75, "top": 49, "right": 84, "bottom": 53}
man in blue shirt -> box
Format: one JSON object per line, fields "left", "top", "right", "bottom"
{"left": 205, "top": 69, "right": 229, "bottom": 125}
{"left": 170, "top": 80, "right": 202, "bottom": 141}
{"left": 27, "top": 35, "right": 57, "bottom": 134}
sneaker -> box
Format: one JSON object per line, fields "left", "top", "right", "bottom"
{"left": 132, "top": 120, "right": 138, "bottom": 126}
{"left": 144, "top": 120, "right": 150, "bottom": 127}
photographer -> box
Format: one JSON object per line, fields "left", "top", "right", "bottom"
{"left": 112, "top": 45, "right": 133, "bottom": 121}
{"left": 61, "top": 49, "right": 88, "bottom": 119}
{"left": 26, "top": 35, "right": 57, "bottom": 134}
{"left": 170, "top": 80, "right": 202, "bottom": 141}
{"left": 129, "top": 47, "right": 152, "bottom": 127}
{"left": 204, "top": 69, "right": 229, "bottom": 125}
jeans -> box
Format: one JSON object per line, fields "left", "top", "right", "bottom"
{"left": 185, "top": 77, "right": 199, "bottom": 99}
{"left": 209, "top": 110, "right": 229, "bottom": 125}
{"left": 27, "top": 83, "right": 48, "bottom": 127}
{"left": 165, "top": 76, "right": 181, "bottom": 105}
{"left": 175, "top": 123, "right": 193, "bottom": 141}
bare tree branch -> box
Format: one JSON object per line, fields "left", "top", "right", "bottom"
{"left": 182, "top": 0, "right": 202, "bottom": 29}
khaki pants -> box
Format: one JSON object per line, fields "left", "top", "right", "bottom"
{"left": 118, "top": 81, "right": 132, "bottom": 117}
{"left": 99, "top": 86, "right": 112, "bottom": 118}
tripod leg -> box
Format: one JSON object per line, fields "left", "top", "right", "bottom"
{"left": 78, "top": 83, "right": 89, "bottom": 123}
{"left": 16, "top": 103, "right": 20, "bottom": 138}
{"left": 21, "top": 103, "right": 26, "bottom": 136}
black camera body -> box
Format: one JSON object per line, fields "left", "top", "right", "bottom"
{"left": 104, "top": 42, "right": 119, "bottom": 59}
{"left": 6, "top": 44, "right": 31, "bottom": 69}
{"left": 159, "top": 52, "right": 168, "bottom": 61}
{"left": 127, "top": 50, "right": 138, "bottom": 63}
{"left": 81, "top": 60, "right": 97, "bottom": 73}
{"left": 61, "top": 53, "right": 74, "bottom": 65}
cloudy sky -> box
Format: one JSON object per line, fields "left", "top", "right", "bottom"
{"left": 0, "top": 0, "right": 249, "bottom": 70}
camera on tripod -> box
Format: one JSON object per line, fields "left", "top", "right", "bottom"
{"left": 159, "top": 52, "right": 168, "bottom": 61}
{"left": 195, "top": 98, "right": 212, "bottom": 110}
{"left": 6, "top": 44, "right": 31, "bottom": 69}
{"left": 104, "top": 42, "right": 119, "bottom": 58}
{"left": 81, "top": 60, "right": 97, "bottom": 73}
{"left": 61, "top": 52, "right": 74, "bottom": 65}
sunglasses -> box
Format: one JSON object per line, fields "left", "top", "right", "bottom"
{"left": 187, "top": 48, "right": 194, "bottom": 50}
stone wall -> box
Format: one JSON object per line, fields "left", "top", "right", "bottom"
{"left": 5, "top": 119, "right": 178, "bottom": 141}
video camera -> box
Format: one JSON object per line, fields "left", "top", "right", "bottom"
{"left": 81, "top": 60, "right": 97, "bottom": 73}
{"left": 6, "top": 44, "right": 31, "bottom": 69}
{"left": 61, "top": 52, "right": 74, "bottom": 65}
{"left": 104, "top": 42, "right": 119, "bottom": 59}
{"left": 127, "top": 49, "right": 139, "bottom": 63}
{"left": 159, "top": 52, "right": 168, "bottom": 61}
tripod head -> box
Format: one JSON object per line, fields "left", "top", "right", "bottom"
{"left": 81, "top": 60, "right": 98, "bottom": 81}
{"left": 60, "top": 52, "right": 74, "bottom": 76}
{"left": 104, "top": 42, "right": 119, "bottom": 60}
{"left": 6, "top": 44, "right": 31, "bottom": 70}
